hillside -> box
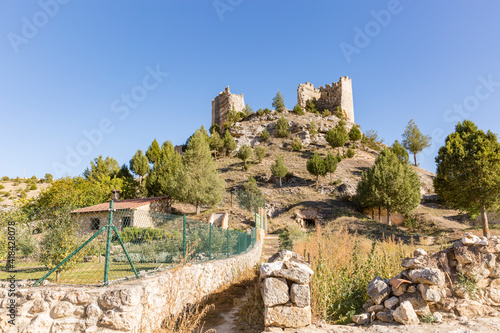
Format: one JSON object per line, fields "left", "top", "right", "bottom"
{"left": 215, "top": 110, "right": 498, "bottom": 243}
{"left": 0, "top": 179, "right": 50, "bottom": 208}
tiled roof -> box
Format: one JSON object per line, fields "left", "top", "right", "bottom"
{"left": 71, "top": 196, "right": 170, "bottom": 214}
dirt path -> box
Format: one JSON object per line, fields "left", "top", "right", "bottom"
{"left": 202, "top": 234, "right": 281, "bottom": 333}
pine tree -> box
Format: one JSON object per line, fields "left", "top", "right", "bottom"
{"left": 434, "top": 120, "right": 500, "bottom": 237}
{"left": 146, "top": 138, "right": 162, "bottom": 165}
{"left": 173, "top": 128, "right": 225, "bottom": 215}
{"left": 223, "top": 130, "right": 237, "bottom": 156}
{"left": 254, "top": 146, "right": 266, "bottom": 163}
{"left": 402, "top": 119, "right": 431, "bottom": 166}
{"left": 293, "top": 104, "right": 305, "bottom": 115}
{"left": 307, "top": 152, "right": 327, "bottom": 189}
{"left": 324, "top": 152, "right": 338, "bottom": 183}
{"left": 261, "top": 129, "right": 270, "bottom": 141}
{"left": 271, "top": 156, "right": 288, "bottom": 187}
{"left": 326, "top": 121, "right": 348, "bottom": 149}
{"left": 356, "top": 148, "right": 420, "bottom": 225}
{"left": 275, "top": 115, "right": 290, "bottom": 138}
{"left": 210, "top": 131, "right": 224, "bottom": 159}
{"left": 348, "top": 125, "right": 362, "bottom": 141}
{"left": 237, "top": 145, "right": 252, "bottom": 169}
{"left": 129, "top": 149, "right": 150, "bottom": 185}
{"left": 272, "top": 90, "right": 286, "bottom": 113}
{"left": 392, "top": 140, "right": 409, "bottom": 164}
{"left": 145, "top": 141, "right": 182, "bottom": 197}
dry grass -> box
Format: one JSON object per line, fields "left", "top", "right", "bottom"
{"left": 294, "top": 225, "right": 427, "bottom": 324}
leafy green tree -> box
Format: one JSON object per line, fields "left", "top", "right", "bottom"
{"left": 356, "top": 149, "right": 421, "bottom": 225}
{"left": 293, "top": 104, "right": 305, "bottom": 115}
{"left": 272, "top": 90, "right": 286, "bottom": 113}
{"left": 44, "top": 173, "right": 53, "bottom": 183}
{"left": 223, "top": 130, "right": 237, "bottom": 156}
{"left": 392, "top": 140, "right": 409, "bottom": 164}
{"left": 129, "top": 149, "right": 150, "bottom": 185}
{"left": 145, "top": 141, "right": 182, "bottom": 197}
{"left": 402, "top": 119, "right": 431, "bottom": 166}
{"left": 261, "top": 129, "right": 270, "bottom": 141}
{"left": 146, "top": 138, "right": 162, "bottom": 165}
{"left": 237, "top": 145, "right": 253, "bottom": 169}
{"left": 307, "top": 153, "right": 327, "bottom": 189}
{"left": 348, "top": 126, "right": 362, "bottom": 141}
{"left": 434, "top": 120, "right": 500, "bottom": 237}
{"left": 83, "top": 155, "right": 120, "bottom": 180}
{"left": 116, "top": 164, "right": 140, "bottom": 199}
{"left": 173, "top": 128, "right": 225, "bottom": 215}
{"left": 275, "top": 115, "right": 290, "bottom": 138}
{"left": 254, "top": 146, "right": 266, "bottom": 163}
{"left": 209, "top": 131, "right": 224, "bottom": 159}
{"left": 324, "top": 152, "right": 338, "bottom": 183}
{"left": 271, "top": 156, "right": 288, "bottom": 187}
{"left": 326, "top": 121, "right": 348, "bottom": 148}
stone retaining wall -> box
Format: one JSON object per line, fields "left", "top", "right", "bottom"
{"left": 0, "top": 234, "right": 263, "bottom": 333}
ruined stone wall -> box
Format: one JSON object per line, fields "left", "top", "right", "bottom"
{"left": 297, "top": 76, "right": 354, "bottom": 123}
{"left": 211, "top": 86, "right": 245, "bottom": 128}
{"left": 0, "top": 236, "right": 264, "bottom": 333}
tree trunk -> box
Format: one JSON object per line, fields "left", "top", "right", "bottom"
{"left": 481, "top": 205, "right": 491, "bottom": 238}
{"left": 371, "top": 207, "right": 374, "bottom": 219}
{"left": 387, "top": 207, "right": 392, "bottom": 226}
{"left": 139, "top": 176, "right": 142, "bottom": 186}
{"left": 196, "top": 204, "right": 201, "bottom": 215}
{"left": 413, "top": 153, "right": 417, "bottom": 166}
{"left": 316, "top": 175, "right": 319, "bottom": 189}
{"left": 378, "top": 205, "right": 381, "bottom": 222}
{"left": 279, "top": 177, "right": 282, "bottom": 188}
{"left": 330, "top": 172, "right": 332, "bottom": 184}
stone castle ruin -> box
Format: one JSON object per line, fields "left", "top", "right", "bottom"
{"left": 211, "top": 86, "right": 245, "bottom": 128}
{"left": 211, "top": 76, "right": 354, "bottom": 128}
{"left": 297, "top": 76, "right": 354, "bottom": 123}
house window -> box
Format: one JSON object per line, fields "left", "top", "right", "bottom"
{"left": 122, "top": 216, "right": 131, "bottom": 230}
{"left": 90, "top": 218, "right": 101, "bottom": 230}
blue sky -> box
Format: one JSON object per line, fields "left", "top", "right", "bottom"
{"left": 1, "top": 1, "right": 500, "bottom": 178}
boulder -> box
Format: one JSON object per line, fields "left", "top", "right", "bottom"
{"left": 273, "top": 267, "right": 312, "bottom": 284}
{"left": 384, "top": 296, "right": 400, "bottom": 309}
{"left": 399, "top": 293, "right": 431, "bottom": 316}
{"left": 351, "top": 313, "right": 370, "bottom": 325}
{"left": 367, "top": 304, "right": 385, "bottom": 313}
{"left": 393, "top": 301, "right": 419, "bottom": 325}
{"left": 414, "top": 249, "right": 427, "bottom": 257}
{"left": 401, "top": 258, "right": 424, "bottom": 269}
{"left": 418, "top": 284, "right": 441, "bottom": 303}
{"left": 260, "top": 261, "right": 285, "bottom": 279}
{"left": 455, "top": 299, "right": 487, "bottom": 318}
{"left": 462, "top": 233, "right": 481, "bottom": 245}
{"left": 408, "top": 268, "right": 445, "bottom": 286}
{"left": 290, "top": 283, "right": 310, "bottom": 308}
{"left": 23, "top": 314, "right": 53, "bottom": 333}
{"left": 261, "top": 277, "right": 290, "bottom": 307}
{"left": 264, "top": 305, "right": 311, "bottom": 328}
{"left": 376, "top": 311, "right": 394, "bottom": 323}
{"left": 268, "top": 250, "right": 296, "bottom": 263}
{"left": 367, "top": 277, "right": 391, "bottom": 305}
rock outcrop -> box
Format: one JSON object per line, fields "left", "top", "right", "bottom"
{"left": 353, "top": 233, "right": 500, "bottom": 326}
{"left": 260, "top": 250, "right": 313, "bottom": 328}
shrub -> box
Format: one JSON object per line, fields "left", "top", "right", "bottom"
{"left": 30, "top": 184, "right": 38, "bottom": 191}
{"left": 118, "top": 227, "right": 167, "bottom": 244}
{"left": 237, "top": 145, "right": 253, "bottom": 169}
{"left": 263, "top": 108, "right": 271, "bottom": 114}
{"left": 361, "top": 130, "right": 384, "bottom": 151}
{"left": 305, "top": 98, "right": 318, "bottom": 114}
{"left": 326, "top": 122, "right": 348, "bottom": 148}
{"left": 309, "top": 122, "right": 318, "bottom": 136}
{"left": 254, "top": 146, "right": 266, "bottom": 162}
{"left": 293, "top": 104, "right": 305, "bottom": 115}
{"left": 334, "top": 106, "right": 344, "bottom": 119}
{"left": 17, "top": 229, "right": 39, "bottom": 258}
{"left": 1, "top": 176, "right": 9, "bottom": 181}
{"left": 261, "top": 129, "right": 270, "bottom": 141}
{"left": 223, "top": 130, "right": 237, "bottom": 155}
{"left": 275, "top": 115, "right": 290, "bottom": 138}
{"left": 322, "top": 109, "right": 332, "bottom": 117}
{"left": 346, "top": 148, "right": 355, "bottom": 158}
{"left": 209, "top": 124, "right": 220, "bottom": 135}
{"left": 348, "top": 126, "right": 362, "bottom": 141}
{"left": 0, "top": 185, "right": 4, "bottom": 190}
{"left": 291, "top": 137, "right": 303, "bottom": 151}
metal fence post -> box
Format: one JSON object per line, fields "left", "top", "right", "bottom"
{"left": 103, "top": 200, "right": 114, "bottom": 286}
{"left": 183, "top": 215, "right": 186, "bottom": 259}
{"left": 226, "top": 228, "right": 229, "bottom": 258}
{"left": 209, "top": 222, "right": 212, "bottom": 260}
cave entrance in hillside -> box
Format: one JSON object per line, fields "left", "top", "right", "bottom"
{"left": 304, "top": 218, "right": 316, "bottom": 228}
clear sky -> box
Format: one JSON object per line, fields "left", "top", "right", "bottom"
{"left": 1, "top": 1, "right": 500, "bottom": 178}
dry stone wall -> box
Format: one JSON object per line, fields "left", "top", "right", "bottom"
{"left": 352, "top": 233, "right": 500, "bottom": 326}
{"left": 0, "top": 235, "right": 263, "bottom": 333}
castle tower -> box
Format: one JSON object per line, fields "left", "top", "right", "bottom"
{"left": 296, "top": 76, "right": 354, "bottom": 123}
{"left": 211, "top": 86, "right": 245, "bottom": 130}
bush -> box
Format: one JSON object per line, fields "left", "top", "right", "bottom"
{"left": 237, "top": 145, "right": 253, "bottom": 169}
{"left": 346, "top": 148, "right": 355, "bottom": 158}
{"left": 17, "top": 229, "right": 39, "bottom": 258}
{"left": 309, "top": 122, "right": 318, "bottom": 136}
{"left": 361, "top": 130, "right": 384, "bottom": 151}
{"left": 348, "top": 126, "right": 362, "bottom": 141}
{"left": 334, "top": 106, "right": 344, "bottom": 119}
{"left": 0, "top": 185, "right": 4, "bottom": 190}
{"left": 261, "top": 129, "right": 270, "bottom": 141}
{"left": 322, "top": 109, "right": 332, "bottom": 117}
{"left": 1, "top": 176, "right": 9, "bottom": 181}
{"left": 254, "top": 146, "right": 266, "bottom": 162}
{"left": 30, "top": 184, "right": 38, "bottom": 191}
{"left": 293, "top": 104, "right": 305, "bottom": 115}
{"left": 275, "top": 115, "right": 290, "bottom": 138}
{"left": 118, "top": 227, "right": 167, "bottom": 244}
{"left": 305, "top": 98, "right": 318, "bottom": 114}
{"left": 291, "top": 137, "right": 303, "bottom": 151}
{"left": 326, "top": 122, "right": 348, "bottom": 148}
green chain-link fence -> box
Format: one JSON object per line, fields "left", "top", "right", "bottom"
{"left": 0, "top": 200, "right": 261, "bottom": 286}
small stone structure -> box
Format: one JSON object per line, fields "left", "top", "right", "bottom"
{"left": 260, "top": 250, "right": 313, "bottom": 328}
{"left": 211, "top": 86, "right": 245, "bottom": 129}
{"left": 352, "top": 233, "right": 500, "bottom": 326}
{"left": 295, "top": 208, "right": 321, "bottom": 228}
{"left": 209, "top": 212, "right": 229, "bottom": 229}
{"left": 0, "top": 231, "right": 264, "bottom": 333}
{"left": 297, "top": 76, "right": 354, "bottom": 123}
